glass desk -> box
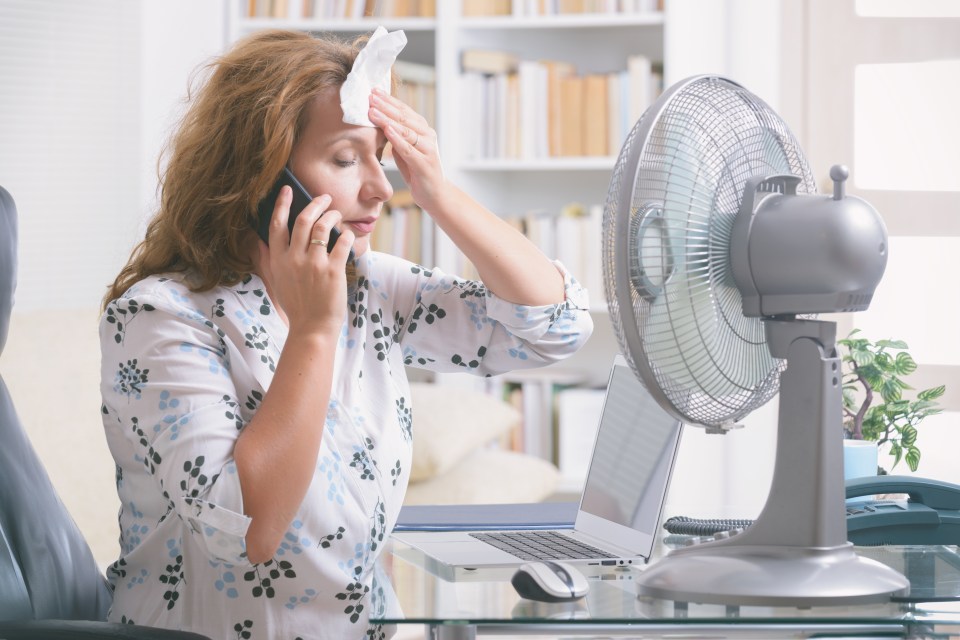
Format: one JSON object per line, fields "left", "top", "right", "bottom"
{"left": 371, "top": 540, "right": 960, "bottom": 639}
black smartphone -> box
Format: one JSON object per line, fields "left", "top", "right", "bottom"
{"left": 255, "top": 167, "right": 350, "bottom": 260}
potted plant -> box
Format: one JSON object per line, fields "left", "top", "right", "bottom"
{"left": 839, "top": 329, "right": 945, "bottom": 473}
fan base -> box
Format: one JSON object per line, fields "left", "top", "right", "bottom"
{"left": 636, "top": 543, "right": 909, "bottom": 606}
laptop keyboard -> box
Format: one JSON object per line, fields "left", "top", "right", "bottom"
{"left": 469, "top": 530, "right": 610, "bottom": 561}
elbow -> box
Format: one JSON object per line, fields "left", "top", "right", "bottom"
{"left": 244, "top": 532, "right": 280, "bottom": 566}
{"left": 243, "top": 521, "right": 283, "bottom": 565}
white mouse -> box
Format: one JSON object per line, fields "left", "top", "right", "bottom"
{"left": 510, "top": 561, "right": 590, "bottom": 602}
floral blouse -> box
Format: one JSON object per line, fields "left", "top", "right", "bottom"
{"left": 99, "top": 250, "right": 593, "bottom": 640}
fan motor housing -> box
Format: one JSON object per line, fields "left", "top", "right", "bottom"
{"left": 733, "top": 185, "right": 888, "bottom": 317}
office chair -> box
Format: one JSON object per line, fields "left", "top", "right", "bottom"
{"left": 0, "top": 186, "right": 209, "bottom": 639}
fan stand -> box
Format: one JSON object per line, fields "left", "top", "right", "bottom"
{"left": 635, "top": 317, "right": 910, "bottom": 606}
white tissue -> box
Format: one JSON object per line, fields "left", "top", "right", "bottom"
{"left": 340, "top": 26, "right": 407, "bottom": 127}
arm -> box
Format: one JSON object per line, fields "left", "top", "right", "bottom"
{"left": 235, "top": 187, "right": 355, "bottom": 564}
{"left": 233, "top": 330, "right": 336, "bottom": 564}
{"left": 369, "top": 252, "right": 593, "bottom": 376}
{"left": 368, "top": 89, "right": 564, "bottom": 306}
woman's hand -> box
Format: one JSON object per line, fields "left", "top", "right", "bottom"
{"left": 368, "top": 88, "right": 447, "bottom": 213}
{"left": 257, "top": 185, "right": 355, "bottom": 336}
{"left": 368, "top": 89, "right": 563, "bottom": 305}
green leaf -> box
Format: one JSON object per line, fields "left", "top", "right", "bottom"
{"left": 877, "top": 339, "right": 909, "bottom": 349}
{"left": 875, "top": 352, "right": 894, "bottom": 372}
{"left": 851, "top": 349, "right": 874, "bottom": 367}
{"left": 842, "top": 387, "right": 857, "bottom": 410}
{"left": 901, "top": 425, "right": 918, "bottom": 446}
{"left": 894, "top": 351, "right": 917, "bottom": 375}
{"left": 918, "top": 385, "right": 946, "bottom": 401}
{"left": 889, "top": 443, "right": 903, "bottom": 468}
{"left": 905, "top": 447, "right": 921, "bottom": 472}
{"left": 880, "top": 379, "right": 902, "bottom": 402}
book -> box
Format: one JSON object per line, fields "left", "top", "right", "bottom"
{"left": 582, "top": 74, "right": 609, "bottom": 156}
{"left": 627, "top": 54, "right": 652, "bottom": 125}
{"left": 554, "top": 203, "right": 584, "bottom": 277}
{"left": 394, "top": 501, "right": 578, "bottom": 532}
{"left": 608, "top": 70, "right": 624, "bottom": 155}
{"left": 461, "top": 49, "right": 520, "bottom": 75}
{"left": 543, "top": 60, "right": 575, "bottom": 157}
{"left": 462, "top": 0, "right": 512, "bottom": 16}
{"left": 559, "top": 75, "right": 583, "bottom": 156}
{"left": 518, "top": 60, "right": 543, "bottom": 159}
{"left": 556, "top": 387, "right": 606, "bottom": 485}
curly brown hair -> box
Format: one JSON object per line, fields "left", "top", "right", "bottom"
{"left": 103, "top": 29, "right": 375, "bottom": 309}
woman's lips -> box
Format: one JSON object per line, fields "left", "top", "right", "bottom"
{"left": 346, "top": 218, "right": 377, "bottom": 235}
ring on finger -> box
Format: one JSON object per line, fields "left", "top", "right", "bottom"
{"left": 412, "top": 131, "right": 421, "bottom": 148}
{"left": 310, "top": 238, "right": 328, "bottom": 247}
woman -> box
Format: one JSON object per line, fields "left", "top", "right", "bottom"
{"left": 100, "top": 29, "right": 592, "bottom": 639}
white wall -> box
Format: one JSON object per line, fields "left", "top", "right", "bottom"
{"left": 138, "top": 0, "right": 229, "bottom": 239}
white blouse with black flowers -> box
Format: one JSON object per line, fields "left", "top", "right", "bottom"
{"left": 100, "top": 250, "right": 593, "bottom": 640}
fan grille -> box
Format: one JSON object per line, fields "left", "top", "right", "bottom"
{"left": 603, "top": 76, "right": 817, "bottom": 428}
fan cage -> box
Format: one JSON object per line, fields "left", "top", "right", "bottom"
{"left": 603, "top": 76, "right": 817, "bottom": 428}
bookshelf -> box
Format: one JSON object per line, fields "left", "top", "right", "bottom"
{"left": 228, "top": 0, "right": 668, "bottom": 485}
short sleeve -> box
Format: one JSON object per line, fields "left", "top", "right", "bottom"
{"left": 101, "top": 285, "right": 252, "bottom": 565}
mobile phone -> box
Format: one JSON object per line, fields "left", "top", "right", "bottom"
{"left": 255, "top": 167, "right": 349, "bottom": 259}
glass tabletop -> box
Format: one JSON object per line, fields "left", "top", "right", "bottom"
{"left": 370, "top": 540, "right": 960, "bottom": 633}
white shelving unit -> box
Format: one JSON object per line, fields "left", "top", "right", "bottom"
{"left": 228, "top": 1, "right": 665, "bottom": 218}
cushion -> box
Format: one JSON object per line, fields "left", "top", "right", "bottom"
{"left": 409, "top": 382, "right": 520, "bottom": 481}
{"left": 404, "top": 448, "right": 560, "bottom": 505}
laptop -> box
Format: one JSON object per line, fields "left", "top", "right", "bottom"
{"left": 391, "top": 355, "right": 683, "bottom": 569}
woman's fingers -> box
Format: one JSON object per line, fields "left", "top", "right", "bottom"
{"left": 287, "top": 194, "right": 333, "bottom": 251}
{"left": 371, "top": 88, "right": 427, "bottom": 131}
{"left": 268, "top": 185, "right": 293, "bottom": 247}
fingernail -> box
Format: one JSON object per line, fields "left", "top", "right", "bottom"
{"left": 369, "top": 107, "right": 382, "bottom": 119}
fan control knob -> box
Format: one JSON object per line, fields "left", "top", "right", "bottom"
{"left": 831, "top": 164, "right": 849, "bottom": 200}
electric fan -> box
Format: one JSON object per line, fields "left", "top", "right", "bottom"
{"left": 603, "top": 75, "right": 910, "bottom": 605}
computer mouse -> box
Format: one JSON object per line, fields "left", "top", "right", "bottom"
{"left": 510, "top": 561, "right": 590, "bottom": 602}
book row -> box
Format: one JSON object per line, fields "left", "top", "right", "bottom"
{"left": 246, "top": 0, "right": 435, "bottom": 19}
{"left": 461, "top": 53, "right": 662, "bottom": 160}
{"left": 464, "top": 0, "right": 662, "bottom": 16}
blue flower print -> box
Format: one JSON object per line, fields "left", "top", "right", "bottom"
{"left": 284, "top": 588, "right": 318, "bottom": 611}
{"left": 179, "top": 342, "right": 230, "bottom": 377}
{"left": 123, "top": 521, "right": 150, "bottom": 554}
{"left": 277, "top": 520, "right": 311, "bottom": 558}
{"left": 214, "top": 567, "right": 240, "bottom": 599}
{"left": 153, "top": 390, "right": 188, "bottom": 440}
{"left": 233, "top": 308, "right": 257, "bottom": 328}
{"left": 508, "top": 342, "right": 530, "bottom": 361}
{"left": 339, "top": 324, "right": 357, "bottom": 350}
{"left": 318, "top": 452, "right": 346, "bottom": 506}
{"left": 126, "top": 568, "right": 149, "bottom": 590}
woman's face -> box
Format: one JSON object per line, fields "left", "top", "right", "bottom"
{"left": 288, "top": 89, "right": 393, "bottom": 256}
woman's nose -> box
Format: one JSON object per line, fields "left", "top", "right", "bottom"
{"left": 363, "top": 161, "right": 394, "bottom": 202}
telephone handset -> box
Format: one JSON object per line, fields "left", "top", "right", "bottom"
{"left": 255, "top": 167, "right": 354, "bottom": 262}
{"left": 665, "top": 475, "right": 960, "bottom": 546}
{"left": 845, "top": 475, "right": 960, "bottom": 546}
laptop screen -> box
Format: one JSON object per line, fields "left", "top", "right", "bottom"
{"left": 578, "top": 358, "right": 682, "bottom": 538}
